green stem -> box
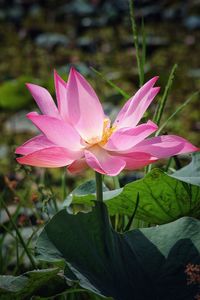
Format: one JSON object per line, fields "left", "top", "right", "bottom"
{"left": 95, "top": 172, "right": 103, "bottom": 202}
{"left": 62, "top": 167, "right": 67, "bottom": 200}
{"left": 113, "top": 176, "right": 120, "bottom": 231}
{"left": 165, "top": 156, "right": 173, "bottom": 172}
{"left": 1, "top": 197, "right": 37, "bottom": 269}
{"left": 124, "top": 193, "right": 140, "bottom": 231}
{"left": 155, "top": 91, "right": 199, "bottom": 136}
{"left": 153, "top": 64, "right": 177, "bottom": 126}
{"left": 129, "top": 0, "right": 143, "bottom": 86}
{"left": 91, "top": 67, "right": 130, "bottom": 100}
{"left": 13, "top": 228, "right": 39, "bottom": 274}
{"left": 145, "top": 163, "right": 152, "bottom": 174}
{"left": 113, "top": 176, "right": 120, "bottom": 189}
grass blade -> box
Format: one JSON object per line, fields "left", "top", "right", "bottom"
{"left": 140, "top": 18, "right": 146, "bottom": 85}
{"left": 91, "top": 67, "right": 130, "bottom": 99}
{"left": 156, "top": 91, "right": 199, "bottom": 136}
{"left": 153, "top": 64, "right": 178, "bottom": 126}
{"left": 0, "top": 194, "right": 37, "bottom": 269}
{"left": 129, "top": 0, "right": 144, "bottom": 86}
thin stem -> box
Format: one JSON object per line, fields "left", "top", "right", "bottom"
{"left": 13, "top": 228, "right": 39, "bottom": 274}
{"left": 113, "top": 176, "right": 120, "bottom": 231}
{"left": 124, "top": 193, "right": 140, "bottom": 231}
{"left": 95, "top": 172, "right": 103, "bottom": 202}
{"left": 0, "top": 197, "right": 37, "bottom": 269}
{"left": 91, "top": 67, "right": 130, "bottom": 100}
{"left": 155, "top": 91, "right": 199, "bottom": 136}
{"left": 165, "top": 156, "right": 173, "bottom": 172}
{"left": 141, "top": 17, "right": 146, "bottom": 85}
{"left": 113, "top": 176, "right": 120, "bottom": 189}
{"left": 153, "top": 64, "right": 178, "bottom": 126}
{"left": 52, "top": 197, "right": 59, "bottom": 213}
{"left": 146, "top": 65, "right": 178, "bottom": 174}
{"left": 129, "top": 0, "right": 143, "bottom": 86}
{"left": 16, "top": 233, "right": 19, "bottom": 271}
{"left": 145, "top": 163, "right": 152, "bottom": 174}
{"left": 62, "top": 167, "right": 67, "bottom": 200}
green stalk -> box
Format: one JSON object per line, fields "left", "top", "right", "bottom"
{"left": 113, "top": 176, "right": 120, "bottom": 189}
{"left": 129, "top": 0, "right": 144, "bottom": 86}
{"left": 62, "top": 167, "right": 67, "bottom": 200}
{"left": 13, "top": 228, "right": 39, "bottom": 274}
{"left": 146, "top": 64, "right": 177, "bottom": 174}
{"left": 95, "top": 172, "right": 103, "bottom": 202}
{"left": 155, "top": 91, "right": 199, "bottom": 136}
{"left": 113, "top": 176, "right": 121, "bottom": 230}
{"left": 91, "top": 67, "right": 130, "bottom": 100}
{"left": 164, "top": 156, "right": 173, "bottom": 172}
{"left": 141, "top": 18, "right": 146, "bottom": 85}
{"left": 0, "top": 197, "right": 37, "bottom": 269}
{"left": 124, "top": 193, "right": 140, "bottom": 231}
{"left": 16, "top": 234, "right": 19, "bottom": 271}
{"left": 153, "top": 64, "right": 178, "bottom": 126}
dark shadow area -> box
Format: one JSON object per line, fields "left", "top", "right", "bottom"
{"left": 37, "top": 202, "right": 200, "bottom": 300}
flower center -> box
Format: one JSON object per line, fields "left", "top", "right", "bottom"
{"left": 99, "top": 118, "right": 116, "bottom": 146}
{"left": 86, "top": 118, "right": 116, "bottom": 146}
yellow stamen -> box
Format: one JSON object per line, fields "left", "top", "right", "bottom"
{"left": 99, "top": 119, "right": 116, "bottom": 146}
{"left": 86, "top": 118, "right": 116, "bottom": 146}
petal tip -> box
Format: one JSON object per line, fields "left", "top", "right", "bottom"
{"left": 70, "top": 66, "right": 76, "bottom": 72}
{"left": 26, "top": 112, "right": 39, "bottom": 121}
{"left": 16, "top": 156, "right": 23, "bottom": 164}
{"left": 70, "top": 66, "right": 79, "bottom": 77}
{"left": 15, "top": 148, "right": 20, "bottom": 154}
{"left": 53, "top": 69, "right": 58, "bottom": 78}
{"left": 54, "top": 69, "right": 66, "bottom": 85}
{"left": 25, "top": 83, "right": 33, "bottom": 90}
{"left": 151, "top": 76, "right": 159, "bottom": 85}
{"left": 147, "top": 120, "right": 159, "bottom": 130}
{"left": 154, "top": 86, "right": 161, "bottom": 92}
{"left": 192, "top": 146, "right": 200, "bottom": 152}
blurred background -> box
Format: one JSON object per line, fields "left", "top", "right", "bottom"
{"left": 0, "top": 0, "right": 200, "bottom": 173}
{"left": 0, "top": 0, "right": 200, "bottom": 287}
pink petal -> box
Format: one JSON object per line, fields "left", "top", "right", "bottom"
{"left": 66, "top": 68, "right": 104, "bottom": 142}
{"left": 26, "top": 83, "right": 60, "bottom": 118}
{"left": 15, "top": 134, "right": 55, "bottom": 155}
{"left": 27, "top": 113, "right": 83, "bottom": 151}
{"left": 104, "top": 121, "right": 158, "bottom": 152}
{"left": 16, "top": 147, "right": 79, "bottom": 168}
{"left": 118, "top": 152, "right": 157, "bottom": 170}
{"left": 133, "top": 135, "right": 198, "bottom": 158}
{"left": 84, "top": 146, "right": 126, "bottom": 176}
{"left": 114, "top": 77, "right": 159, "bottom": 129}
{"left": 54, "top": 70, "right": 68, "bottom": 121}
{"left": 68, "top": 158, "right": 88, "bottom": 174}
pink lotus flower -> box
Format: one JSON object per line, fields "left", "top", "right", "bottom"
{"left": 15, "top": 68, "right": 198, "bottom": 176}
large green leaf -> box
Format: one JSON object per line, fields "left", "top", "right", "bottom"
{"left": 36, "top": 203, "right": 200, "bottom": 300}
{"left": 171, "top": 152, "right": 200, "bottom": 187}
{"left": 0, "top": 268, "right": 68, "bottom": 299}
{"left": 66, "top": 169, "right": 200, "bottom": 224}
{"left": 64, "top": 180, "right": 109, "bottom": 213}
